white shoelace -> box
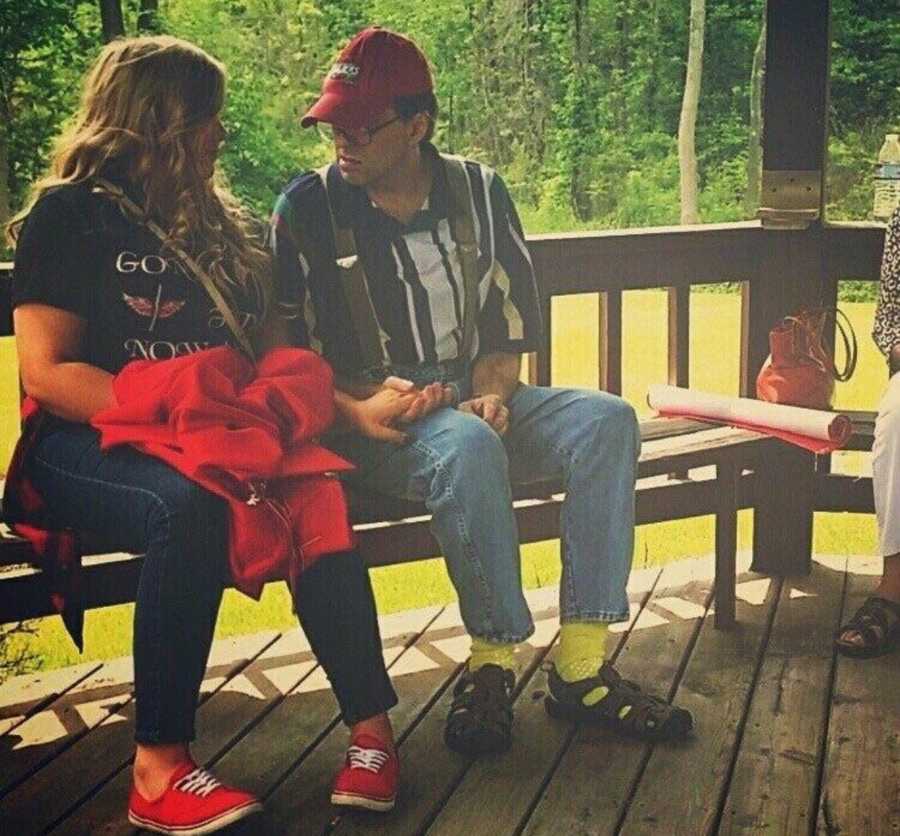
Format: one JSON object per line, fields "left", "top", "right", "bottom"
{"left": 347, "top": 746, "right": 389, "bottom": 773}
{"left": 173, "top": 767, "right": 222, "bottom": 798}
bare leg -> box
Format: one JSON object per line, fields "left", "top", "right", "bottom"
{"left": 350, "top": 712, "right": 396, "bottom": 755}
{"left": 133, "top": 743, "right": 191, "bottom": 800}
{"left": 875, "top": 553, "right": 900, "bottom": 601}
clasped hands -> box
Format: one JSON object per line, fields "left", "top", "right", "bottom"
{"left": 347, "top": 376, "right": 509, "bottom": 444}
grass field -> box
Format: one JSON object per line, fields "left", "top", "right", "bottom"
{"left": 0, "top": 290, "right": 882, "bottom": 670}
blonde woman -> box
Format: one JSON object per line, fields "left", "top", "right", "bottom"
{"left": 7, "top": 36, "right": 404, "bottom": 834}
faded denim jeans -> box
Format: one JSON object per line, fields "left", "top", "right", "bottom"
{"left": 329, "top": 370, "right": 640, "bottom": 644}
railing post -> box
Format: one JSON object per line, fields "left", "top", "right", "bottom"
{"left": 667, "top": 285, "right": 691, "bottom": 479}
{"left": 599, "top": 289, "right": 623, "bottom": 394}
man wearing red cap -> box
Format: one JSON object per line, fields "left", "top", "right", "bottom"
{"left": 270, "top": 26, "right": 693, "bottom": 777}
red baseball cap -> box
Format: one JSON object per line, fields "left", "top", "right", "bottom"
{"left": 301, "top": 27, "right": 433, "bottom": 129}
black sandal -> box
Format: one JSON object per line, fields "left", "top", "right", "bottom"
{"left": 544, "top": 662, "right": 693, "bottom": 742}
{"left": 444, "top": 664, "right": 515, "bottom": 756}
{"left": 834, "top": 596, "right": 900, "bottom": 659}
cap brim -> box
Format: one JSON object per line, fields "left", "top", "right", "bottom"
{"left": 301, "top": 91, "right": 389, "bottom": 129}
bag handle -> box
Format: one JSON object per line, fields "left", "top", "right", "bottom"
{"left": 92, "top": 178, "right": 257, "bottom": 362}
{"left": 782, "top": 306, "right": 857, "bottom": 383}
{"left": 830, "top": 307, "right": 857, "bottom": 382}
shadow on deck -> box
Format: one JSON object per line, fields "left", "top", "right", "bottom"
{"left": 1, "top": 553, "right": 897, "bottom": 835}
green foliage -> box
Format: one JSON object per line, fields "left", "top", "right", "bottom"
{"left": 2, "top": 0, "right": 897, "bottom": 231}
{"left": 1, "top": 2, "right": 100, "bottom": 215}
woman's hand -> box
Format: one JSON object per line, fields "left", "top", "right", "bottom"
{"left": 341, "top": 388, "right": 418, "bottom": 443}
{"left": 382, "top": 377, "right": 454, "bottom": 424}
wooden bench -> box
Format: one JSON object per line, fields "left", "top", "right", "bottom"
{"left": 0, "top": 418, "right": 781, "bottom": 630}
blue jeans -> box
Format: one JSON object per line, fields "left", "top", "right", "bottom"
{"left": 25, "top": 421, "right": 397, "bottom": 743}
{"left": 328, "top": 381, "right": 640, "bottom": 643}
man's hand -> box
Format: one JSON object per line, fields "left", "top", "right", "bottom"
{"left": 458, "top": 393, "right": 510, "bottom": 435}
{"left": 344, "top": 388, "right": 418, "bottom": 444}
{"left": 383, "top": 376, "right": 454, "bottom": 424}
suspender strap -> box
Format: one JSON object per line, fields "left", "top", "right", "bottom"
{"left": 318, "top": 165, "right": 389, "bottom": 370}
{"left": 92, "top": 178, "right": 257, "bottom": 361}
{"left": 441, "top": 155, "right": 480, "bottom": 363}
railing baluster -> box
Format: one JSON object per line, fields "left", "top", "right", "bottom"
{"left": 667, "top": 285, "right": 690, "bottom": 389}
{"left": 667, "top": 285, "right": 691, "bottom": 479}
{"left": 599, "top": 289, "right": 623, "bottom": 394}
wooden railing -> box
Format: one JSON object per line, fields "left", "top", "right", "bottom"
{"left": 520, "top": 221, "right": 883, "bottom": 394}
{"left": 0, "top": 219, "right": 886, "bottom": 389}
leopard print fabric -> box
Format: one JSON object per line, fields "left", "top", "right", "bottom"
{"left": 873, "top": 206, "right": 900, "bottom": 358}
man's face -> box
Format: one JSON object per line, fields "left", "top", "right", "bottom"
{"left": 324, "top": 109, "right": 421, "bottom": 187}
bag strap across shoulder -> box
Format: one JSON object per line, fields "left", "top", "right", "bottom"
{"left": 92, "top": 178, "right": 256, "bottom": 361}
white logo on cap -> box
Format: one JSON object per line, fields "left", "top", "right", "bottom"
{"left": 329, "top": 62, "right": 360, "bottom": 83}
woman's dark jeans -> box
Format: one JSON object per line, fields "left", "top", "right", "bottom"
{"left": 26, "top": 421, "right": 397, "bottom": 744}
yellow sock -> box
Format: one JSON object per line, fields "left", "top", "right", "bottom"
{"left": 557, "top": 622, "right": 610, "bottom": 707}
{"left": 469, "top": 637, "right": 517, "bottom": 672}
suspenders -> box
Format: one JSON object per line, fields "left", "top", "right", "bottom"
{"left": 315, "top": 154, "right": 480, "bottom": 371}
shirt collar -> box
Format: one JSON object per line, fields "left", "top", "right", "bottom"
{"left": 330, "top": 143, "right": 449, "bottom": 233}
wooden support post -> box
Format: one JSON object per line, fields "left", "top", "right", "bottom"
{"left": 715, "top": 461, "right": 739, "bottom": 629}
{"left": 748, "top": 0, "right": 830, "bottom": 577}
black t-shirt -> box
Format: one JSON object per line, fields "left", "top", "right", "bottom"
{"left": 12, "top": 181, "right": 263, "bottom": 374}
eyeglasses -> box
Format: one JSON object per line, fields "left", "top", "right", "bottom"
{"left": 316, "top": 115, "right": 403, "bottom": 147}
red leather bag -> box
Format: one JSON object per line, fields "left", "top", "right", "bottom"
{"left": 756, "top": 308, "right": 857, "bottom": 409}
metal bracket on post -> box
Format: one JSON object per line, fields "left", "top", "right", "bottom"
{"left": 758, "top": 170, "right": 821, "bottom": 229}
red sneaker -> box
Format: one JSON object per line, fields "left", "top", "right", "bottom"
{"left": 128, "top": 762, "right": 262, "bottom": 835}
{"left": 330, "top": 734, "right": 398, "bottom": 812}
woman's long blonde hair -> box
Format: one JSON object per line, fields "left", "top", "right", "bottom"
{"left": 8, "top": 35, "right": 271, "bottom": 321}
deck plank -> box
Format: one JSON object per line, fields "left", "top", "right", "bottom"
{"left": 618, "top": 574, "right": 783, "bottom": 835}
{"left": 2, "top": 631, "right": 280, "bottom": 834}
{"left": 0, "top": 660, "right": 102, "bottom": 739}
{"left": 816, "top": 560, "right": 900, "bottom": 835}
{"left": 0, "top": 657, "right": 136, "bottom": 799}
{"left": 521, "top": 561, "right": 713, "bottom": 836}
{"left": 719, "top": 559, "right": 847, "bottom": 835}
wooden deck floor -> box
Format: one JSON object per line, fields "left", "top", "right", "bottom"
{"left": 1, "top": 553, "right": 897, "bottom": 835}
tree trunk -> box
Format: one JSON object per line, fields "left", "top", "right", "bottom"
{"left": 138, "top": 0, "right": 159, "bottom": 33}
{"left": 744, "top": 14, "right": 766, "bottom": 217}
{"left": 678, "top": 0, "right": 705, "bottom": 225}
{"left": 98, "top": 0, "right": 125, "bottom": 42}
{"left": 0, "top": 124, "right": 10, "bottom": 233}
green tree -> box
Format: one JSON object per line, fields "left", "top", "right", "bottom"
{"left": 1, "top": 1, "right": 100, "bottom": 232}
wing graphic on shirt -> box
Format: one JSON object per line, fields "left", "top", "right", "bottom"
{"left": 122, "top": 293, "right": 186, "bottom": 319}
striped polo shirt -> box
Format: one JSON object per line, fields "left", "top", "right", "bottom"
{"left": 268, "top": 145, "right": 543, "bottom": 376}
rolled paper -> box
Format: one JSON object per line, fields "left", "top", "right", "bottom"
{"left": 647, "top": 384, "right": 853, "bottom": 450}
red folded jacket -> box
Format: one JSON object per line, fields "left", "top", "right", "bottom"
{"left": 92, "top": 346, "right": 356, "bottom": 596}
{"left": 4, "top": 346, "right": 355, "bottom": 648}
